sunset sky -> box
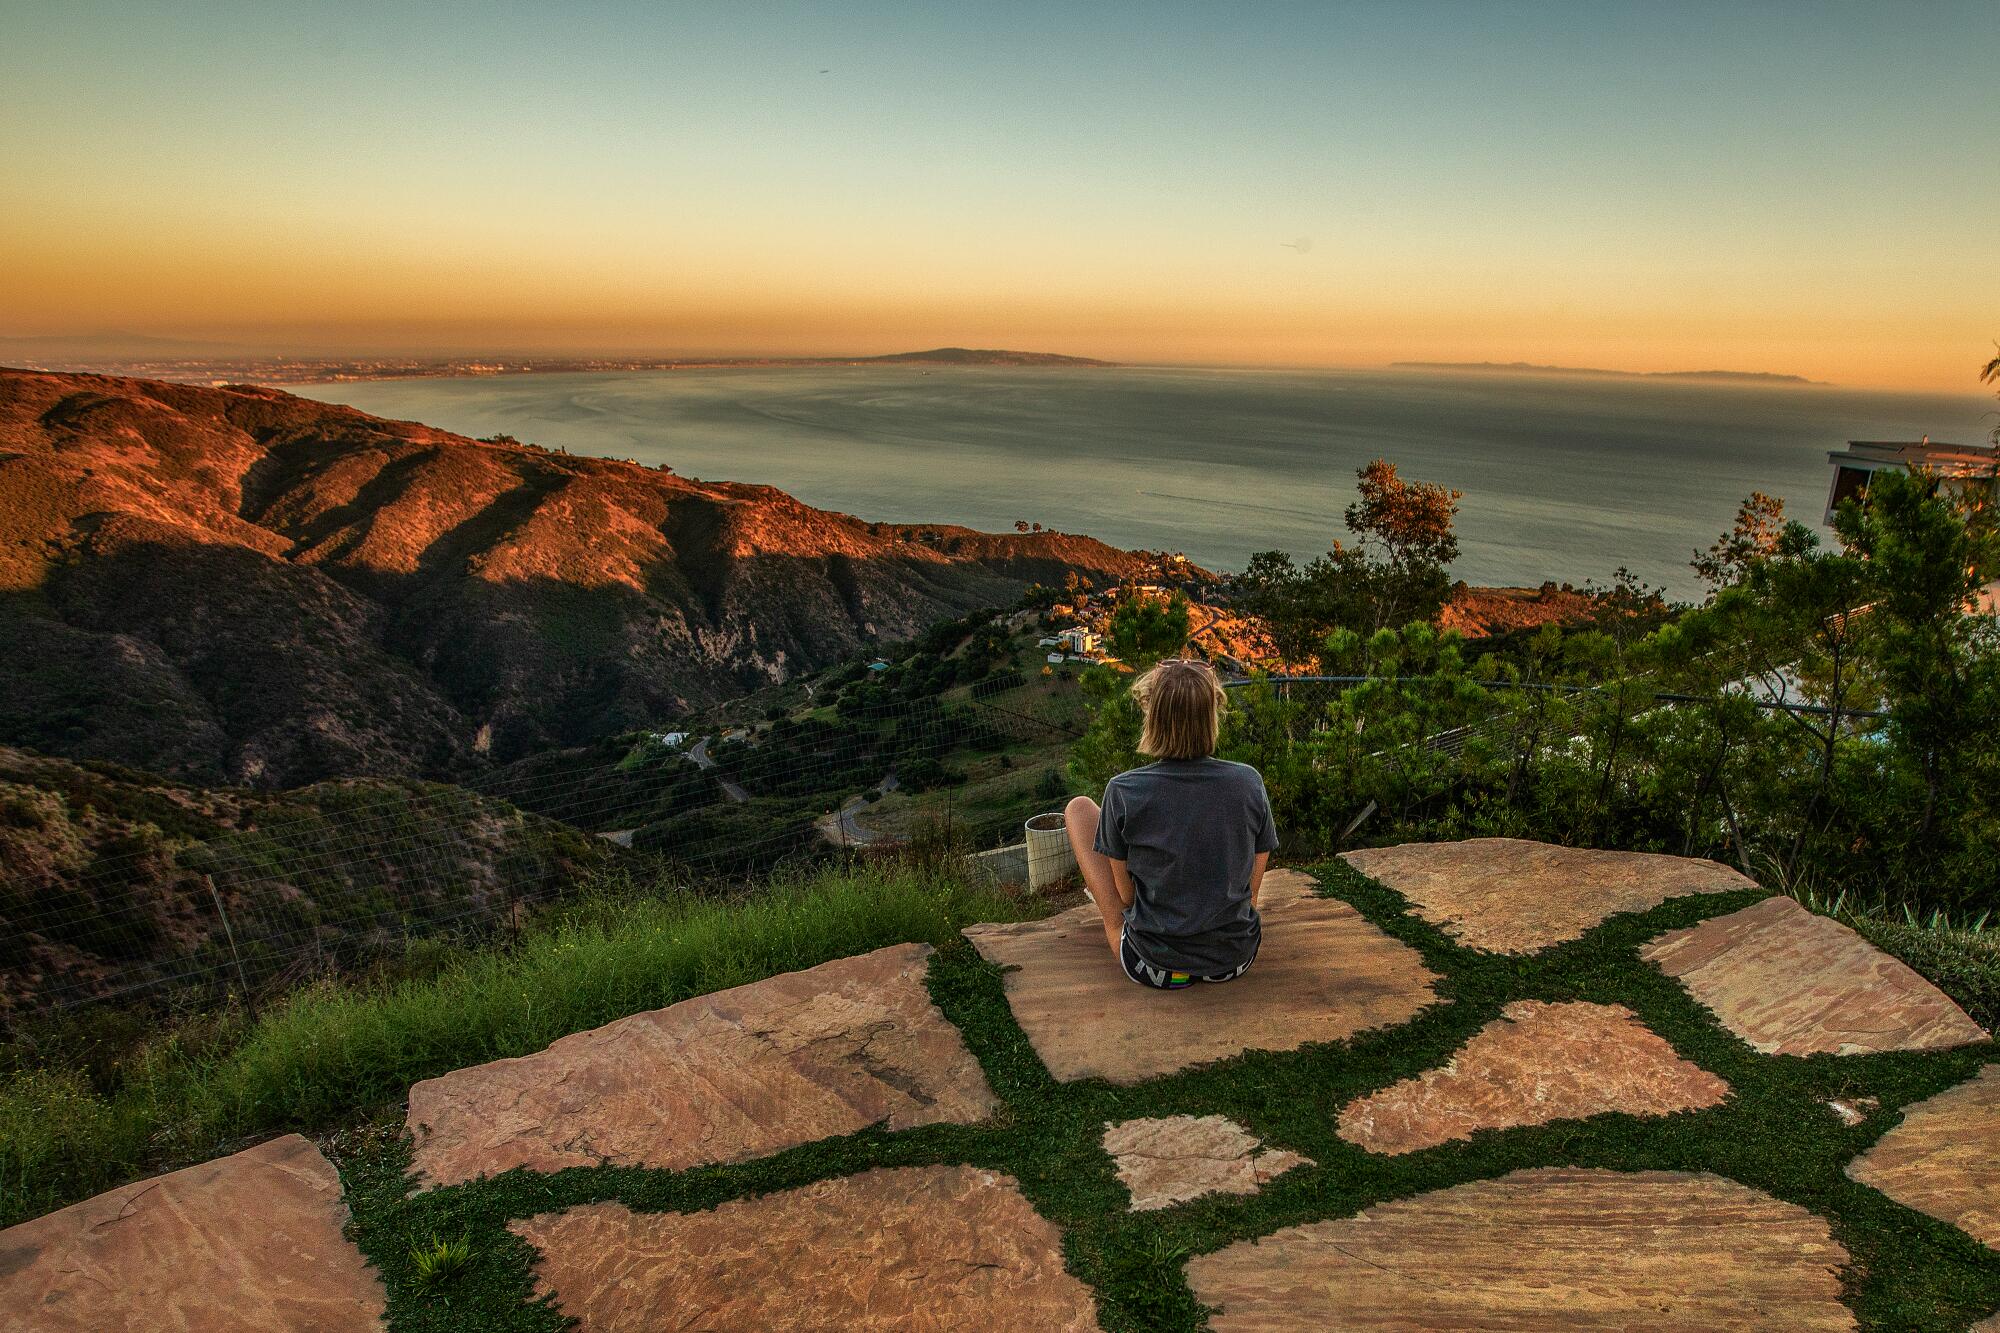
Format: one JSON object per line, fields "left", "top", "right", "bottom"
{"left": 3, "top": 1, "right": 1995, "bottom": 390}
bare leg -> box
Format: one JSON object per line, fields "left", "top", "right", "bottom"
{"left": 1064, "top": 795, "right": 1124, "bottom": 957}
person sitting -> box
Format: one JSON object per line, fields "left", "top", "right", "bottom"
{"left": 1063, "top": 658, "right": 1277, "bottom": 988}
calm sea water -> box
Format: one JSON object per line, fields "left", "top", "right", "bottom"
{"left": 294, "top": 367, "right": 1995, "bottom": 599}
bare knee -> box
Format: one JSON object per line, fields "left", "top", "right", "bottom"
{"left": 1064, "top": 795, "right": 1099, "bottom": 850}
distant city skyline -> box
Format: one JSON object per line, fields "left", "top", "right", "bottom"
{"left": 4, "top": 1, "right": 1996, "bottom": 391}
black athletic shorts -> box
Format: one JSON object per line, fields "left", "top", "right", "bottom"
{"left": 1119, "top": 929, "right": 1257, "bottom": 989}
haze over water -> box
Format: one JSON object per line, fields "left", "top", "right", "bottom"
{"left": 298, "top": 367, "right": 1995, "bottom": 600}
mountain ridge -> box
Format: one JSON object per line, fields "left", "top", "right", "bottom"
{"left": 0, "top": 368, "right": 1181, "bottom": 787}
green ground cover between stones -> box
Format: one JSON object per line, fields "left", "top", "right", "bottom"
{"left": 331, "top": 861, "right": 2000, "bottom": 1332}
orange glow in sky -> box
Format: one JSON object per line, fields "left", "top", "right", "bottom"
{"left": 3, "top": 4, "right": 1995, "bottom": 390}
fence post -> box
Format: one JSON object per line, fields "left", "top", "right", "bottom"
{"left": 203, "top": 873, "right": 254, "bottom": 1008}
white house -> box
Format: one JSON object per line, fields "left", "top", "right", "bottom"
{"left": 1056, "top": 626, "right": 1102, "bottom": 656}
{"left": 1824, "top": 438, "right": 1998, "bottom": 524}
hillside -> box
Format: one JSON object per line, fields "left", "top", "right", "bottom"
{"left": 0, "top": 746, "right": 609, "bottom": 1015}
{"left": 0, "top": 368, "right": 1172, "bottom": 787}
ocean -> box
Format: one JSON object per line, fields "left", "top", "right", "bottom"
{"left": 293, "top": 366, "right": 1995, "bottom": 599}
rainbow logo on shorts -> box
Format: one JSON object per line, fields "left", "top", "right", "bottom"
{"left": 1165, "top": 971, "right": 1193, "bottom": 988}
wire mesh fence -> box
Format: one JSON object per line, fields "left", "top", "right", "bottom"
{"left": 1, "top": 643, "right": 1887, "bottom": 1025}
{"left": 1, "top": 668, "right": 1093, "bottom": 1024}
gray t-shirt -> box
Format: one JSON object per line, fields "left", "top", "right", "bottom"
{"left": 1093, "top": 757, "right": 1279, "bottom": 974}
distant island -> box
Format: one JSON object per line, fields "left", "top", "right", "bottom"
{"left": 860, "top": 347, "right": 1111, "bottom": 367}
{"left": 0, "top": 338, "right": 1114, "bottom": 385}
{"left": 1392, "top": 361, "right": 1822, "bottom": 386}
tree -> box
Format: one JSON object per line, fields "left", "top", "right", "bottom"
{"left": 1692, "top": 492, "right": 1804, "bottom": 591}
{"left": 1014, "top": 520, "right": 1030, "bottom": 533}
{"left": 1233, "top": 459, "right": 1463, "bottom": 658}
{"left": 1984, "top": 344, "right": 2000, "bottom": 446}
{"left": 1335, "top": 459, "right": 1462, "bottom": 632}
{"left": 1346, "top": 458, "right": 1462, "bottom": 574}
{"left": 1108, "top": 590, "right": 1191, "bottom": 664}
{"left": 1674, "top": 516, "right": 1874, "bottom": 878}
{"left": 1834, "top": 467, "right": 2000, "bottom": 868}
{"left": 1234, "top": 551, "right": 1324, "bottom": 662}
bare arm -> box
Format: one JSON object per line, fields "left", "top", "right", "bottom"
{"left": 1107, "top": 858, "right": 1137, "bottom": 910}
{"left": 1249, "top": 851, "right": 1270, "bottom": 910}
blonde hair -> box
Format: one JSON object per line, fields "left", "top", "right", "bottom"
{"left": 1133, "top": 659, "right": 1225, "bottom": 760}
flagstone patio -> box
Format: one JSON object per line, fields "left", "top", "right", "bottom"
{"left": 1100, "top": 1114, "right": 1311, "bottom": 1211}
{"left": 9, "top": 840, "right": 1996, "bottom": 1330}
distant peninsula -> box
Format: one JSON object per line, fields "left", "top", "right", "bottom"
{"left": 1392, "top": 361, "right": 1822, "bottom": 386}
{"left": 0, "top": 340, "right": 1115, "bottom": 385}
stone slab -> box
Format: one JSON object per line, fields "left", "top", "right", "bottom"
{"left": 0, "top": 1134, "right": 385, "bottom": 1333}
{"left": 510, "top": 1165, "right": 1096, "bottom": 1331}
{"left": 1185, "top": 1166, "right": 1854, "bottom": 1330}
{"left": 1642, "top": 896, "right": 1989, "bottom": 1056}
{"left": 963, "top": 870, "right": 1439, "bottom": 1084}
{"left": 1341, "top": 837, "right": 1753, "bottom": 953}
{"left": 1846, "top": 1065, "right": 2000, "bottom": 1251}
{"left": 406, "top": 942, "right": 995, "bottom": 1188}
{"left": 1338, "top": 1000, "right": 1730, "bottom": 1154}
{"left": 1101, "top": 1114, "right": 1311, "bottom": 1211}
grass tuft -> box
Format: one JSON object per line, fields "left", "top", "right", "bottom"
{"left": 409, "top": 1232, "right": 475, "bottom": 1287}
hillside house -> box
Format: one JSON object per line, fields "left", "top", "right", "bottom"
{"left": 1056, "top": 626, "right": 1102, "bottom": 656}
{"left": 1824, "top": 438, "right": 1998, "bottom": 524}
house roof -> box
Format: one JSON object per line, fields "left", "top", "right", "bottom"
{"left": 1828, "top": 440, "right": 1996, "bottom": 474}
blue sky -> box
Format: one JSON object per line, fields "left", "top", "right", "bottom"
{"left": 3, "top": 1, "right": 1995, "bottom": 386}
